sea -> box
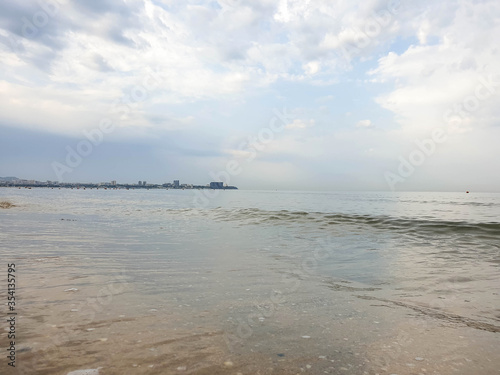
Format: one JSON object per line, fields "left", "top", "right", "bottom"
{"left": 0, "top": 189, "right": 499, "bottom": 375}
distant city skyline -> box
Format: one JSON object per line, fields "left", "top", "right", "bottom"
{"left": 1, "top": 1, "right": 499, "bottom": 192}
{"left": 0, "top": 176, "right": 237, "bottom": 190}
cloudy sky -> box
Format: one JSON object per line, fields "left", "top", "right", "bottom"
{"left": 1, "top": 0, "right": 499, "bottom": 191}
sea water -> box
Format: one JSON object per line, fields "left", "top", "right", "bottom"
{"left": 1, "top": 189, "right": 499, "bottom": 374}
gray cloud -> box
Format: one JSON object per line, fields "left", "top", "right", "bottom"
{"left": 0, "top": 1, "right": 69, "bottom": 48}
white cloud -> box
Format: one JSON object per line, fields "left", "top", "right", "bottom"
{"left": 285, "top": 119, "right": 315, "bottom": 129}
{"left": 356, "top": 119, "right": 372, "bottom": 128}
{"left": 303, "top": 61, "right": 320, "bottom": 75}
{"left": 370, "top": 0, "right": 500, "bottom": 138}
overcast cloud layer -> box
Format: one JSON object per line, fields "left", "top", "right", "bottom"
{"left": 1, "top": 0, "right": 499, "bottom": 191}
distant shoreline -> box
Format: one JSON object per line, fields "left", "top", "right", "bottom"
{"left": 0, "top": 184, "right": 237, "bottom": 190}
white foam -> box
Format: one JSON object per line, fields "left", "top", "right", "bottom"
{"left": 67, "top": 368, "right": 101, "bottom": 375}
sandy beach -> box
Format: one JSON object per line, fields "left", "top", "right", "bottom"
{"left": 5, "top": 253, "right": 499, "bottom": 375}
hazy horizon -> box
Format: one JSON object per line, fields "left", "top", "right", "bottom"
{"left": 1, "top": 0, "right": 499, "bottom": 191}
{"left": 2, "top": 174, "right": 497, "bottom": 193}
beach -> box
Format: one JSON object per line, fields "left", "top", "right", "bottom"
{"left": 1, "top": 189, "right": 499, "bottom": 374}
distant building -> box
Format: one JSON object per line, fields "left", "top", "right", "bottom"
{"left": 173, "top": 180, "right": 180, "bottom": 188}
{"left": 143, "top": 181, "right": 147, "bottom": 186}
{"left": 210, "top": 181, "right": 224, "bottom": 189}
{"left": 138, "top": 181, "right": 142, "bottom": 186}
{"left": 111, "top": 180, "right": 117, "bottom": 186}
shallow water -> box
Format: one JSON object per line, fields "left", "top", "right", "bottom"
{"left": 1, "top": 189, "right": 499, "bottom": 374}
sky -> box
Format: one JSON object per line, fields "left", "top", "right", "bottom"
{"left": 0, "top": 0, "right": 499, "bottom": 191}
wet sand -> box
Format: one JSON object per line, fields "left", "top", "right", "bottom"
{"left": 6, "top": 255, "right": 500, "bottom": 375}
{"left": 0, "top": 200, "right": 15, "bottom": 209}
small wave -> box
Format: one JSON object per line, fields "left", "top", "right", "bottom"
{"left": 398, "top": 199, "right": 498, "bottom": 207}
{"left": 159, "top": 207, "right": 500, "bottom": 240}
{"left": 196, "top": 208, "right": 500, "bottom": 238}
{"left": 357, "top": 295, "right": 500, "bottom": 333}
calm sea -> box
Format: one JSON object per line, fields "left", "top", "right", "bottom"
{"left": 1, "top": 189, "right": 499, "bottom": 374}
